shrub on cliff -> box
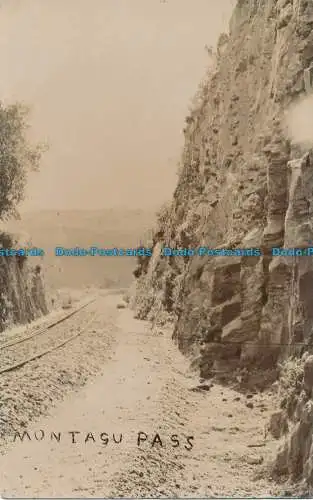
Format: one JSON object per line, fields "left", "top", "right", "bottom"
{"left": 156, "top": 201, "right": 172, "bottom": 228}
{"left": 278, "top": 357, "right": 304, "bottom": 418}
{"left": 0, "top": 102, "right": 47, "bottom": 220}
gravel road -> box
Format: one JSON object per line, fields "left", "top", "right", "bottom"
{"left": 0, "top": 291, "right": 283, "bottom": 497}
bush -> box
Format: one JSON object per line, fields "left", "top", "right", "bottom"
{"left": 0, "top": 102, "right": 47, "bottom": 220}
{"left": 156, "top": 201, "right": 172, "bottom": 226}
{"left": 279, "top": 357, "right": 304, "bottom": 394}
{"left": 278, "top": 357, "right": 304, "bottom": 416}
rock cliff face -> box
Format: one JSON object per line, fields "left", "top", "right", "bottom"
{"left": 0, "top": 231, "right": 48, "bottom": 332}
{"left": 131, "top": 0, "right": 313, "bottom": 488}
{"left": 132, "top": 0, "right": 313, "bottom": 376}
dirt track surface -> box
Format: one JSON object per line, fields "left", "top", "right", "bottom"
{"left": 0, "top": 292, "right": 282, "bottom": 498}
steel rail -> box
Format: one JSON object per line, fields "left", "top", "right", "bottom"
{"left": 0, "top": 297, "right": 97, "bottom": 351}
{"left": 0, "top": 296, "right": 99, "bottom": 375}
{"left": 0, "top": 311, "right": 99, "bottom": 375}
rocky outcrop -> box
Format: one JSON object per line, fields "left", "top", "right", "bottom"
{"left": 132, "top": 0, "right": 313, "bottom": 378}
{"left": 272, "top": 354, "right": 313, "bottom": 493}
{"left": 131, "top": 0, "right": 313, "bottom": 489}
{"left": 0, "top": 231, "right": 48, "bottom": 332}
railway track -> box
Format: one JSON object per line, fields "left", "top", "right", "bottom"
{"left": 0, "top": 296, "right": 99, "bottom": 375}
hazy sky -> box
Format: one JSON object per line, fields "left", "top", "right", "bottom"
{"left": 0, "top": 0, "right": 234, "bottom": 212}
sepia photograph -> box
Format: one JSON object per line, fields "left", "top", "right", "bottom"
{"left": 1, "top": 0, "right": 313, "bottom": 497}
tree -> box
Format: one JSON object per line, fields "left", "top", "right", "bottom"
{"left": 0, "top": 102, "right": 47, "bottom": 220}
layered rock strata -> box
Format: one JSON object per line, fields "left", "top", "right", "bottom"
{"left": 131, "top": 0, "right": 313, "bottom": 377}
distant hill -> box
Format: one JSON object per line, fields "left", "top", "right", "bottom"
{"left": 5, "top": 208, "right": 157, "bottom": 290}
